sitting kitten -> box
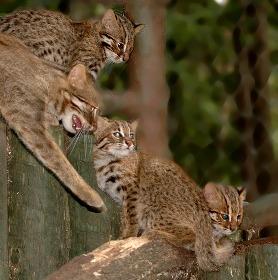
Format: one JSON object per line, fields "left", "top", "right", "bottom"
{"left": 0, "top": 9, "right": 143, "bottom": 80}
{"left": 0, "top": 33, "right": 105, "bottom": 211}
{"left": 92, "top": 117, "right": 243, "bottom": 271}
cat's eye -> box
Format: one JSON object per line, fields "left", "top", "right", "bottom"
{"left": 113, "top": 132, "right": 121, "bottom": 138}
{"left": 117, "top": 42, "right": 124, "bottom": 50}
{"left": 221, "top": 214, "right": 229, "bottom": 221}
{"left": 237, "top": 215, "right": 241, "bottom": 220}
{"left": 130, "top": 133, "right": 135, "bottom": 139}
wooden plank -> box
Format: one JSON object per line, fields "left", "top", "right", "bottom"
{"left": 0, "top": 119, "right": 8, "bottom": 280}
{"left": 7, "top": 128, "right": 70, "bottom": 280}
{"left": 67, "top": 134, "right": 120, "bottom": 258}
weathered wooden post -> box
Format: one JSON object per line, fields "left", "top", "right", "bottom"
{"left": 0, "top": 122, "right": 120, "bottom": 280}
{"left": 7, "top": 127, "right": 70, "bottom": 279}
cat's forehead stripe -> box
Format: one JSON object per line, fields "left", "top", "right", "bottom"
{"left": 123, "top": 24, "right": 128, "bottom": 51}
{"left": 222, "top": 188, "right": 232, "bottom": 222}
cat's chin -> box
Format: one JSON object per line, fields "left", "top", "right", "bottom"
{"left": 109, "top": 148, "right": 134, "bottom": 158}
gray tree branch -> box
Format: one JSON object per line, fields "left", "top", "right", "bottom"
{"left": 241, "top": 193, "right": 278, "bottom": 231}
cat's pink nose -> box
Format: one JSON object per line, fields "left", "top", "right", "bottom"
{"left": 123, "top": 53, "right": 129, "bottom": 61}
{"left": 125, "top": 139, "right": 133, "bottom": 147}
{"left": 230, "top": 223, "right": 237, "bottom": 232}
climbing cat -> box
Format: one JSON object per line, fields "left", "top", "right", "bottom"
{"left": 0, "top": 9, "right": 143, "bottom": 81}
{"left": 92, "top": 117, "right": 244, "bottom": 270}
{"left": 0, "top": 33, "right": 105, "bottom": 211}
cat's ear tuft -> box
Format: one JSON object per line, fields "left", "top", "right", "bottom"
{"left": 68, "top": 64, "right": 87, "bottom": 90}
{"left": 134, "top": 23, "right": 144, "bottom": 35}
{"left": 237, "top": 187, "right": 247, "bottom": 201}
{"left": 102, "top": 9, "right": 118, "bottom": 31}
{"left": 130, "top": 119, "right": 138, "bottom": 131}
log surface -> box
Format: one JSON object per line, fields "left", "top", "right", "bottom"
{"left": 46, "top": 237, "right": 278, "bottom": 280}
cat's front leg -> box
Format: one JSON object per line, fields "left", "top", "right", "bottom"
{"left": 4, "top": 110, "right": 105, "bottom": 211}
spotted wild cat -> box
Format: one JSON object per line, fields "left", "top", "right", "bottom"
{"left": 92, "top": 117, "right": 245, "bottom": 271}
{"left": 0, "top": 9, "right": 143, "bottom": 81}
{"left": 0, "top": 33, "right": 105, "bottom": 211}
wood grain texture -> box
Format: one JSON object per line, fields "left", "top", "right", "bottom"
{"left": 46, "top": 237, "right": 278, "bottom": 280}
{"left": 7, "top": 128, "right": 70, "bottom": 280}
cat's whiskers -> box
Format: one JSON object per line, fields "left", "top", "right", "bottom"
{"left": 66, "top": 130, "right": 81, "bottom": 152}
{"left": 83, "top": 129, "right": 90, "bottom": 160}
{"left": 67, "top": 126, "right": 85, "bottom": 155}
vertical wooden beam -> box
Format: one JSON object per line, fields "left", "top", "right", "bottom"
{"left": 67, "top": 134, "right": 120, "bottom": 258}
{"left": 0, "top": 119, "right": 8, "bottom": 280}
{"left": 7, "top": 128, "right": 71, "bottom": 280}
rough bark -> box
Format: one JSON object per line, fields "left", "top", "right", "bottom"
{"left": 0, "top": 125, "right": 120, "bottom": 280}
{"left": 6, "top": 127, "right": 71, "bottom": 280}
{"left": 46, "top": 236, "right": 278, "bottom": 280}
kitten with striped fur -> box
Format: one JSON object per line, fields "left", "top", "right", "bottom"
{"left": 92, "top": 117, "right": 245, "bottom": 271}
{"left": 0, "top": 9, "right": 143, "bottom": 81}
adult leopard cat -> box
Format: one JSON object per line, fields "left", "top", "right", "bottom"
{"left": 0, "top": 9, "right": 143, "bottom": 81}
{"left": 0, "top": 33, "right": 105, "bottom": 211}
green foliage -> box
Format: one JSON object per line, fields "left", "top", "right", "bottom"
{"left": 166, "top": 0, "right": 241, "bottom": 185}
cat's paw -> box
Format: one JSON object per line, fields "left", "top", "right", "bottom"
{"left": 214, "top": 238, "right": 234, "bottom": 265}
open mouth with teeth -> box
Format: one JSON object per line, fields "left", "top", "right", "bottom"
{"left": 72, "top": 114, "right": 82, "bottom": 132}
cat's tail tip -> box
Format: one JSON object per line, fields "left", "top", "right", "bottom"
{"left": 86, "top": 197, "right": 107, "bottom": 213}
{"left": 81, "top": 190, "right": 107, "bottom": 213}
{"left": 92, "top": 202, "right": 107, "bottom": 213}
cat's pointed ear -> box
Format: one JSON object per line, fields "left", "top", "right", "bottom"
{"left": 130, "top": 119, "right": 138, "bottom": 131}
{"left": 68, "top": 64, "right": 87, "bottom": 90}
{"left": 203, "top": 182, "right": 218, "bottom": 203}
{"left": 237, "top": 186, "right": 247, "bottom": 201}
{"left": 134, "top": 23, "right": 144, "bottom": 35}
{"left": 102, "top": 9, "right": 118, "bottom": 31}
{"left": 203, "top": 182, "right": 223, "bottom": 208}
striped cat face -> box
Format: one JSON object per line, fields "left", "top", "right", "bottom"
{"left": 94, "top": 117, "right": 137, "bottom": 157}
{"left": 58, "top": 64, "right": 99, "bottom": 134}
{"left": 203, "top": 183, "right": 246, "bottom": 238}
{"left": 100, "top": 9, "right": 143, "bottom": 63}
